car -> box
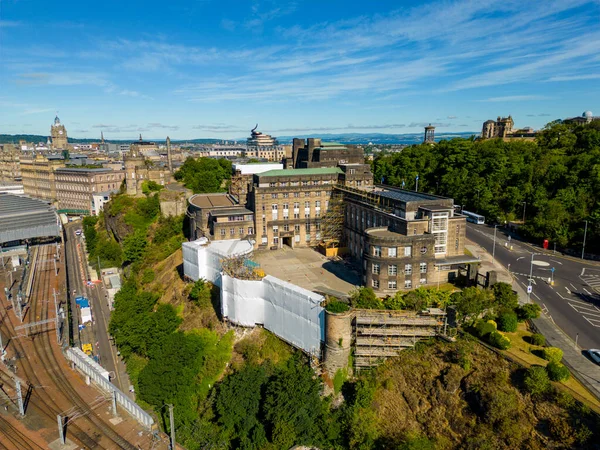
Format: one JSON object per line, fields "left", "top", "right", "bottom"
{"left": 588, "top": 349, "right": 600, "bottom": 365}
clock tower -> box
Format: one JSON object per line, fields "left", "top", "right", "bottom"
{"left": 50, "top": 115, "right": 68, "bottom": 149}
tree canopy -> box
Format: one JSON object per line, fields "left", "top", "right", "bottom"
{"left": 175, "top": 157, "right": 233, "bottom": 193}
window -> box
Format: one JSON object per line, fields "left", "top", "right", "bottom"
{"left": 220, "top": 228, "right": 226, "bottom": 236}
{"left": 239, "top": 228, "right": 244, "bottom": 235}
{"left": 294, "top": 213, "right": 300, "bottom": 219}
{"left": 294, "top": 192, "right": 300, "bottom": 197}
{"left": 262, "top": 226, "right": 266, "bottom": 234}
{"left": 455, "top": 238, "right": 459, "bottom": 250}
{"left": 405, "top": 279, "right": 412, "bottom": 289}
{"left": 413, "top": 228, "right": 417, "bottom": 235}
{"left": 274, "top": 236, "right": 279, "bottom": 245}
{"left": 282, "top": 224, "right": 289, "bottom": 232}
{"left": 388, "top": 247, "right": 397, "bottom": 257}
{"left": 294, "top": 202, "right": 299, "bottom": 209}
{"left": 230, "top": 228, "right": 235, "bottom": 236}
{"left": 404, "top": 246, "right": 412, "bottom": 257}
{"left": 273, "top": 226, "right": 278, "bottom": 235}
{"left": 373, "top": 245, "right": 381, "bottom": 257}
{"left": 271, "top": 193, "right": 277, "bottom": 199}
{"left": 305, "top": 233, "right": 311, "bottom": 242}
{"left": 248, "top": 227, "right": 254, "bottom": 234}
{"left": 420, "top": 277, "right": 427, "bottom": 285}
{"left": 372, "top": 263, "right": 380, "bottom": 275}
{"left": 283, "top": 203, "right": 289, "bottom": 210}
{"left": 272, "top": 204, "right": 278, "bottom": 210}
{"left": 262, "top": 236, "right": 268, "bottom": 244}
{"left": 294, "top": 224, "right": 300, "bottom": 233}
{"left": 305, "top": 223, "right": 311, "bottom": 232}
{"left": 372, "top": 279, "right": 380, "bottom": 289}
{"left": 302, "top": 181, "right": 309, "bottom": 186}
{"left": 269, "top": 182, "right": 276, "bottom": 187}
{"left": 315, "top": 201, "right": 321, "bottom": 208}
{"left": 304, "top": 201, "right": 310, "bottom": 208}
{"left": 283, "top": 193, "right": 289, "bottom": 198}
{"left": 388, "top": 280, "right": 397, "bottom": 290}
{"left": 316, "top": 191, "right": 321, "bottom": 196}
{"left": 405, "top": 264, "right": 412, "bottom": 275}
{"left": 420, "top": 262, "right": 427, "bottom": 273}
{"left": 388, "top": 264, "right": 397, "bottom": 276}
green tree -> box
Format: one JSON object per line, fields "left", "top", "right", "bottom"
{"left": 123, "top": 229, "right": 148, "bottom": 264}
{"left": 492, "top": 282, "right": 518, "bottom": 312}
{"left": 516, "top": 303, "right": 541, "bottom": 321}
{"left": 350, "top": 287, "right": 384, "bottom": 309}
{"left": 189, "top": 279, "right": 212, "bottom": 308}
{"left": 451, "top": 287, "right": 493, "bottom": 323}
{"left": 488, "top": 331, "right": 511, "bottom": 350}
{"left": 141, "top": 180, "right": 164, "bottom": 194}
{"left": 497, "top": 312, "right": 518, "bottom": 332}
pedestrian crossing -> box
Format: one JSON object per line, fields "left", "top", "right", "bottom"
{"left": 580, "top": 275, "right": 600, "bottom": 292}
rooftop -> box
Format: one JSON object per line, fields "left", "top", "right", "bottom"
{"left": 419, "top": 204, "right": 454, "bottom": 211}
{"left": 258, "top": 167, "right": 343, "bottom": 178}
{"left": 56, "top": 167, "right": 112, "bottom": 173}
{"left": 189, "top": 193, "right": 238, "bottom": 209}
{"left": 210, "top": 207, "right": 254, "bottom": 217}
{"left": 0, "top": 194, "right": 60, "bottom": 243}
{"left": 377, "top": 187, "right": 441, "bottom": 203}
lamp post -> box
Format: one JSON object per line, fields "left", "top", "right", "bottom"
{"left": 492, "top": 225, "right": 498, "bottom": 266}
{"left": 522, "top": 202, "right": 526, "bottom": 224}
{"left": 528, "top": 253, "right": 535, "bottom": 303}
{"left": 582, "top": 220, "right": 588, "bottom": 260}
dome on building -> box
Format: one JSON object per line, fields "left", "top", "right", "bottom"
{"left": 583, "top": 111, "right": 593, "bottom": 118}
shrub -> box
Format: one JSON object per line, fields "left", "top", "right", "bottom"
{"left": 383, "top": 293, "right": 405, "bottom": 310}
{"left": 546, "top": 361, "right": 570, "bottom": 382}
{"left": 516, "top": 303, "right": 541, "bottom": 321}
{"left": 524, "top": 366, "right": 550, "bottom": 396}
{"left": 326, "top": 300, "right": 350, "bottom": 313}
{"left": 530, "top": 333, "right": 545, "bottom": 346}
{"left": 488, "top": 331, "right": 511, "bottom": 350}
{"left": 474, "top": 320, "right": 496, "bottom": 338}
{"left": 497, "top": 312, "right": 518, "bottom": 332}
{"left": 350, "top": 287, "right": 384, "bottom": 309}
{"left": 492, "top": 282, "right": 519, "bottom": 311}
{"left": 486, "top": 319, "right": 497, "bottom": 330}
{"left": 543, "top": 347, "right": 563, "bottom": 363}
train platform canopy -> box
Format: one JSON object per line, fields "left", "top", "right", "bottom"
{"left": 0, "top": 193, "right": 61, "bottom": 244}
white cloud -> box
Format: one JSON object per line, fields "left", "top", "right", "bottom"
{"left": 478, "top": 95, "right": 550, "bottom": 102}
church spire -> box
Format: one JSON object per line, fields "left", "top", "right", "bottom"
{"left": 101, "top": 131, "right": 105, "bottom": 144}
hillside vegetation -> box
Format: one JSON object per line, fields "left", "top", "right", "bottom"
{"left": 372, "top": 121, "right": 600, "bottom": 252}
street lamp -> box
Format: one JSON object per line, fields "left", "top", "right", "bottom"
{"left": 492, "top": 225, "right": 498, "bottom": 266}
{"left": 522, "top": 202, "right": 527, "bottom": 224}
{"left": 582, "top": 220, "right": 588, "bottom": 260}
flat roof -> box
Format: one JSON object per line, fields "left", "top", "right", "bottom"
{"left": 210, "top": 207, "right": 253, "bottom": 217}
{"left": 419, "top": 204, "right": 453, "bottom": 211}
{"left": 378, "top": 187, "right": 441, "bottom": 203}
{"left": 189, "top": 193, "right": 237, "bottom": 209}
{"left": 258, "top": 167, "right": 343, "bottom": 177}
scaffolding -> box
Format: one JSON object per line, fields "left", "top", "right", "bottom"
{"left": 353, "top": 309, "right": 446, "bottom": 369}
{"left": 220, "top": 253, "right": 265, "bottom": 280}
{"left": 319, "top": 191, "right": 345, "bottom": 255}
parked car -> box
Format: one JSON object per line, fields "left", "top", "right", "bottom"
{"left": 588, "top": 349, "right": 600, "bottom": 365}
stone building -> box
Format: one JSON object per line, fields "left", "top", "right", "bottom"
{"left": 340, "top": 186, "right": 477, "bottom": 292}
{"left": 245, "top": 125, "right": 289, "bottom": 161}
{"left": 424, "top": 124, "right": 435, "bottom": 143}
{"left": 50, "top": 115, "right": 68, "bottom": 149}
{"left": 188, "top": 193, "right": 255, "bottom": 241}
{"left": 0, "top": 144, "right": 21, "bottom": 182}
{"left": 289, "top": 138, "right": 364, "bottom": 169}
{"left": 229, "top": 162, "right": 284, "bottom": 206}
{"left": 20, "top": 154, "right": 65, "bottom": 201}
{"left": 54, "top": 167, "right": 124, "bottom": 215}
{"left": 481, "top": 116, "right": 514, "bottom": 139}
{"left": 124, "top": 137, "right": 173, "bottom": 196}
{"left": 564, "top": 110, "right": 599, "bottom": 125}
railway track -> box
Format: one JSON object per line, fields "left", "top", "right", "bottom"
{"left": 0, "top": 244, "right": 139, "bottom": 449}
{"left": 0, "top": 414, "right": 45, "bottom": 450}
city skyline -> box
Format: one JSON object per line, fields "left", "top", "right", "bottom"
{"left": 0, "top": 0, "right": 599, "bottom": 139}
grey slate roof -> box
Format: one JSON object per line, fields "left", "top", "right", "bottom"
{"left": 0, "top": 194, "right": 60, "bottom": 243}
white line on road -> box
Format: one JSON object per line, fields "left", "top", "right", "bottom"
{"left": 517, "top": 257, "right": 525, "bottom": 261}
{"left": 583, "top": 288, "right": 593, "bottom": 296}
{"left": 583, "top": 316, "right": 600, "bottom": 328}
{"left": 550, "top": 259, "right": 563, "bottom": 265}
{"left": 566, "top": 297, "right": 597, "bottom": 307}
{"left": 569, "top": 304, "right": 600, "bottom": 316}
{"left": 570, "top": 283, "right": 578, "bottom": 291}
{"left": 532, "top": 292, "right": 541, "bottom": 300}
{"left": 565, "top": 287, "right": 571, "bottom": 294}
{"left": 581, "top": 268, "right": 586, "bottom": 276}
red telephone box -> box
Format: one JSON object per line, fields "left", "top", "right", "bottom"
{"left": 543, "top": 239, "right": 549, "bottom": 249}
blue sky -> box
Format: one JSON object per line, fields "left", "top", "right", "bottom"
{"left": 0, "top": 0, "right": 599, "bottom": 140}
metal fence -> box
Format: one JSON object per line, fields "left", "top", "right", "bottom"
{"left": 65, "top": 347, "right": 154, "bottom": 429}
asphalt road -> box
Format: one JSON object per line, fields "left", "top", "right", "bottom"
{"left": 64, "top": 222, "right": 130, "bottom": 394}
{"left": 466, "top": 223, "right": 600, "bottom": 350}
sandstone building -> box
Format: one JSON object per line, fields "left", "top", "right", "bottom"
{"left": 124, "top": 137, "right": 173, "bottom": 196}
{"left": 50, "top": 115, "right": 68, "bottom": 149}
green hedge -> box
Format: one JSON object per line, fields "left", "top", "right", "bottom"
{"left": 543, "top": 347, "right": 564, "bottom": 363}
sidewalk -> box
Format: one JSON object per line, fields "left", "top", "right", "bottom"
{"left": 467, "top": 239, "right": 600, "bottom": 401}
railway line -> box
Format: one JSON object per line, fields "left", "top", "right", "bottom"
{"left": 0, "top": 244, "right": 145, "bottom": 448}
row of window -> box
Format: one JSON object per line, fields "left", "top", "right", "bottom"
{"left": 268, "top": 180, "right": 332, "bottom": 187}
{"left": 372, "top": 262, "right": 427, "bottom": 275}
{"left": 219, "top": 227, "right": 254, "bottom": 236}
{"left": 261, "top": 191, "right": 330, "bottom": 199}
{"left": 372, "top": 245, "right": 416, "bottom": 257}
{"left": 372, "top": 278, "right": 426, "bottom": 289}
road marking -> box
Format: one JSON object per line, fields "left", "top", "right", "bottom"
{"left": 532, "top": 292, "right": 541, "bottom": 300}
{"left": 569, "top": 304, "right": 600, "bottom": 316}
{"left": 583, "top": 288, "right": 593, "bottom": 296}
{"left": 550, "top": 259, "right": 563, "bottom": 265}
{"left": 565, "top": 287, "right": 571, "bottom": 295}
{"left": 517, "top": 257, "right": 525, "bottom": 261}
{"left": 581, "top": 268, "right": 586, "bottom": 276}
{"left": 570, "top": 283, "right": 578, "bottom": 291}
{"left": 583, "top": 316, "right": 600, "bottom": 328}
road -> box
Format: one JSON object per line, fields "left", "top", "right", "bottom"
{"left": 466, "top": 223, "right": 600, "bottom": 350}
{"left": 64, "top": 222, "right": 130, "bottom": 394}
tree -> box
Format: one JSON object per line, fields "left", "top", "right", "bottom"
{"left": 350, "top": 287, "right": 384, "bottom": 309}
{"left": 123, "top": 229, "right": 148, "bottom": 264}
{"left": 516, "top": 303, "right": 541, "bottom": 321}
{"left": 141, "top": 180, "right": 164, "bottom": 195}
{"left": 451, "top": 287, "right": 493, "bottom": 323}
{"left": 546, "top": 361, "right": 570, "bottom": 382}
{"left": 488, "top": 331, "right": 511, "bottom": 350}
{"left": 497, "top": 312, "right": 518, "bottom": 332}
{"left": 492, "top": 282, "right": 518, "bottom": 312}
{"left": 530, "top": 333, "right": 545, "bottom": 346}
{"left": 542, "top": 347, "right": 563, "bottom": 363}
{"left": 474, "top": 320, "right": 496, "bottom": 338}
{"left": 524, "top": 366, "right": 550, "bottom": 396}
{"left": 189, "top": 279, "right": 212, "bottom": 308}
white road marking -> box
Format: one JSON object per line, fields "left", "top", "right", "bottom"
{"left": 581, "top": 268, "right": 586, "bottom": 276}
{"left": 517, "top": 257, "right": 525, "bottom": 261}
{"left": 550, "top": 259, "right": 563, "bottom": 265}
{"left": 532, "top": 292, "right": 541, "bottom": 300}
{"left": 583, "top": 288, "right": 593, "bottom": 296}
{"left": 570, "top": 283, "right": 578, "bottom": 291}
{"left": 583, "top": 316, "right": 600, "bottom": 328}
{"left": 565, "top": 287, "right": 571, "bottom": 294}
{"left": 570, "top": 304, "right": 600, "bottom": 316}
{"left": 567, "top": 297, "right": 597, "bottom": 306}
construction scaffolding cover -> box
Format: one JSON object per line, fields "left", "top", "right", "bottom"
{"left": 0, "top": 193, "right": 60, "bottom": 244}
{"left": 221, "top": 274, "right": 325, "bottom": 357}
{"left": 80, "top": 307, "right": 92, "bottom": 324}
{"left": 182, "top": 238, "right": 253, "bottom": 284}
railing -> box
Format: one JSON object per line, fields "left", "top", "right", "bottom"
{"left": 65, "top": 347, "right": 154, "bottom": 429}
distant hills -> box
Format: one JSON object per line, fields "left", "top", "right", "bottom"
{"left": 0, "top": 132, "right": 479, "bottom": 146}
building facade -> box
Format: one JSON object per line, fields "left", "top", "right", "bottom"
{"left": 188, "top": 193, "right": 255, "bottom": 241}
{"left": 54, "top": 168, "right": 124, "bottom": 214}
{"left": 0, "top": 144, "right": 21, "bottom": 183}
{"left": 245, "top": 125, "right": 289, "bottom": 161}
{"left": 124, "top": 138, "right": 173, "bottom": 196}
{"left": 289, "top": 139, "right": 365, "bottom": 169}
{"left": 20, "top": 154, "right": 65, "bottom": 201}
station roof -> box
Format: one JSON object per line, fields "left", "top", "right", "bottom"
{"left": 0, "top": 194, "right": 60, "bottom": 244}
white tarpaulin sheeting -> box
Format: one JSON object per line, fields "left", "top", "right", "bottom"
{"left": 183, "top": 238, "right": 254, "bottom": 286}
{"left": 80, "top": 306, "right": 92, "bottom": 324}
{"left": 221, "top": 273, "right": 325, "bottom": 357}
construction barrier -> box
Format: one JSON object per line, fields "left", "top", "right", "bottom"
{"left": 65, "top": 347, "right": 154, "bottom": 429}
